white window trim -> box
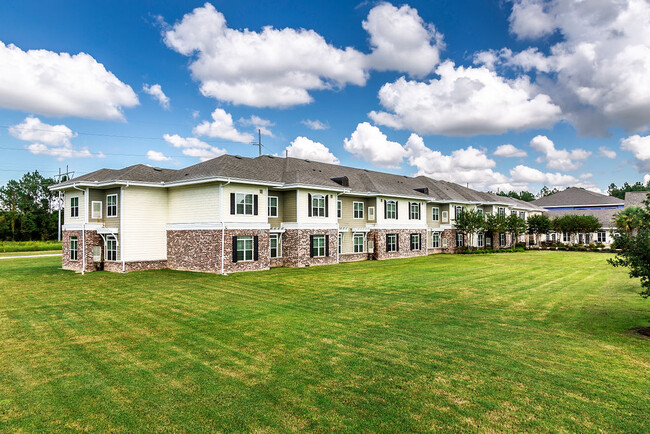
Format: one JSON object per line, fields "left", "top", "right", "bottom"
{"left": 106, "top": 194, "right": 118, "bottom": 218}
{"left": 106, "top": 236, "right": 117, "bottom": 261}
{"left": 500, "top": 233, "right": 507, "bottom": 246}
{"left": 478, "top": 232, "right": 485, "bottom": 248}
{"left": 312, "top": 194, "right": 326, "bottom": 218}
{"left": 368, "top": 206, "right": 375, "bottom": 221}
{"left": 455, "top": 206, "right": 463, "bottom": 219}
{"left": 70, "top": 196, "right": 80, "bottom": 218}
{"left": 236, "top": 193, "right": 254, "bottom": 216}
{"left": 410, "top": 203, "right": 420, "bottom": 220}
{"left": 312, "top": 235, "right": 326, "bottom": 257}
{"left": 441, "top": 210, "right": 448, "bottom": 222}
{"left": 270, "top": 233, "right": 282, "bottom": 258}
{"left": 268, "top": 196, "right": 279, "bottom": 218}
{"left": 91, "top": 201, "right": 102, "bottom": 219}
{"left": 411, "top": 233, "right": 421, "bottom": 250}
{"left": 353, "top": 201, "right": 364, "bottom": 219}
{"left": 456, "top": 233, "right": 464, "bottom": 247}
{"left": 432, "top": 207, "right": 439, "bottom": 221}
{"left": 386, "top": 233, "right": 398, "bottom": 252}
{"left": 237, "top": 235, "right": 254, "bottom": 262}
{"left": 337, "top": 200, "right": 342, "bottom": 219}
{"left": 338, "top": 232, "right": 343, "bottom": 254}
{"left": 70, "top": 236, "right": 78, "bottom": 261}
{"left": 431, "top": 232, "right": 440, "bottom": 248}
{"left": 353, "top": 233, "right": 364, "bottom": 253}
{"left": 386, "top": 200, "right": 397, "bottom": 220}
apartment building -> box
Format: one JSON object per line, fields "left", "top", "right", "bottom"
{"left": 51, "top": 155, "right": 543, "bottom": 274}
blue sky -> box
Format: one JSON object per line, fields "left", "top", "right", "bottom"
{"left": 1, "top": 0, "right": 649, "bottom": 193}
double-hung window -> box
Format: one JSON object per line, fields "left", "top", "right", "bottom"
{"left": 386, "top": 234, "right": 398, "bottom": 252}
{"left": 353, "top": 233, "right": 364, "bottom": 253}
{"left": 237, "top": 236, "right": 254, "bottom": 261}
{"left": 597, "top": 231, "right": 606, "bottom": 243}
{"left": 70, "top": 197, "right": 79, "bottom": 218}
{"left": 337, "top": 200, "right": 342, "bottom": 219}
{"left": 511, "top": 210, "right": 517, "bottom": 216}
{"left": 519, "top": 211, "right": 526, "bottom": 219}
{"left": 410, "top": 233, "right": 421, "bottom": 250}
{"left": 236, "top": 193, "right": 254, "bottom": 215}
{"left": 455, "top": 206, "right": 464, "bottom": 219}
{"left": 91, "top": 201, "right": 102, "bottom": 219}
{"left": 312, "top": 194, "right": 325, "bottom": 217}
{"left": 70, "top": 236, "right": 78, "bottom": 260}
{"left": 270, "top": 234, "right": 281, "bottom": 258}
{"left": 563, "top": 232, "right": 570, "bottom": 243}
{"left": 338, "top": 233, "right": 343, "bottom": 254}
{"left": 500, "top": 233, "right": 506, "bottom": 246}
{"left": 312, "top": 235, "right": 326, "bottom": 257}
{"left": 106, "top": 236, "right": 117, "bottom": 261}
{"left": 456, "top": 233, "right": 464, "bottom": 247}
{"left": 368, "top": 206, "right": 375, "bottom": 221}
{"left": 107, "top": 194, "right": 118, "bottom": 217}
{"left": 386, "top": 200, "right": 397, "bottom": 219}
{"left": 410, "top": 203, "right": 420, "bottom": 220}
{"left": 432, "top": 232, "right": 440, "bottom": 248}
{"left": 477, "top": 209, "right": 483, "bottom": 217}
{"left": 432, "top": 207, "right": 439, "bottom": 221}
{"left": 498, "top": 207, "right": 506, "bottom": 217}
{"left": 353, "top": 202, "right": 364, "bottom": 219}
{"left": 442, "top": 210, "right": 448, "bottom": 222}
{"left": 268, "top": 196, "right": 278, "bottom": 218}
{"left": 478, "top": 232, "right": 485, "bottom": 248}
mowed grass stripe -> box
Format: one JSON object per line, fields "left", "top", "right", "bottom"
{"left": 0, "top": 252, "right": 649, "bottom": 431}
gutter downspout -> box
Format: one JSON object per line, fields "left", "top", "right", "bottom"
{"left": 220, "top": 179, "right": 231, "bottom": 275}
{"left": 121, "top": 182, "right": 129, "bottom": 272}
{"left": 72, "top": 184, "right": 87, "bottom": 275}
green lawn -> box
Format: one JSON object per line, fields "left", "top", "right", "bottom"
{"left": 0, "top": 252, "right": 648, "bottom": 431}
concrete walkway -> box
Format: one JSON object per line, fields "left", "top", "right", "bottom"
{"left": 0, "top": 253, "right": 62, "bottom": 260}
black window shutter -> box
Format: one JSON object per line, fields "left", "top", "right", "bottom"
{"left": 254, "top": 236, "right": 259, "bottom": 260}
{"left": 408, "top": 202, "right": 412, "bottom": 220}
{"left": 396, "top": 235, "right": 400, "bottom": 251}
{"left": 396, "top": 201, "right": 399, "bottom": 219}
{"left": 325, "top": 195, "right": 329, "bottom": 217}
{"left": 308, "top": 193, "right": 312, "bottom": 217}
{"left": 230, "top": 193, "right": 235, "bottom": 215}
{"left": 232, "top": 236, "right": 238, "bottom": 262}
{"left": 253, "top": 195, "right": 258, "bottom": 215}
{"left": 410, "top": 235, "right": 414, "bottom": 250}
{"left": 325, "top": 235, "right": 330, "bottom": 256}
{"left": 418, "top": 203, "right": 421, "bottom": 219}
{"left": 309, "top": 235, "right": 314, "bottom": 257}
{"left": 386, "top": 235, "right": 390, "bottom": 252}
{"left": 384, "top": 201, "right": 387, "bottom": 219}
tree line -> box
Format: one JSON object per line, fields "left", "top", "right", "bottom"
{"left": 0, "top": 171, "right": 59, "bottom": 241}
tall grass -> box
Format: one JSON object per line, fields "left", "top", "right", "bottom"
{"left": 0, "top": 240, "right": 62, "bottom": 252}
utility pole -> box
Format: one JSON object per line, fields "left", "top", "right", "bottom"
{"left": 257, "top": 129, "right": 262, "bottom": 156}
{"left": 55, "top": 165, "right": 75, "bottom": 241}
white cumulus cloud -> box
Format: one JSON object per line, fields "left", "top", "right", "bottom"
{"left": 193, "top": 108, "right": 255, "bottom": 143}
{"left": 0, "top": 41, "right": 138, "bottom": 120}
{"left": 369, "top": 61, "right": 561, "bottom": 136}
{"left": 494, "top": 144, "right": 527, "bottom": 158}
{"left": 142, "top": 83, "right": 170, "bottom": 110}
{"left": 363, "top": 2, "right": 443, "bottom": 77}
{"left": 599, "top": 146, "right": 617, "bottom": 159}
{"left": 238, "top": 115, "right": 274, "bottom": 137}
{"left": 301, "top": 119, "right": 329, "bottom": 130}
{"left": 284, "top": 136, "right": 339, "bottom": 164}
{"left": 509, "top": 0, "right": 556, "bottom": 40}
{"left": 9, "top": 116, "right": 98, "bottom": 160}
{"left": 621, "top": 134, "right": 650, "bottom": 172}
{"left": 343, "top": 122, "right": 406, "bottom": 168}
{"left": 146, "top": 150, "right": 171, "bottom": 162}
{"left": 163, "top": 133, "right": 226, "bottom": 162}
{"left": 529, "top": 135, "right": 591, "bottom": 171}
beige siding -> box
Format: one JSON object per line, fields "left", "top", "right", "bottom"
{"left": 64, "top": 188, "right": 86, "bottom": 223}
{"left": 268, "top": 190, "right": 284, "bottom": 227}
{"left": 339, "top": 231, "right": 366, "bottom": 254}
{"left": 427, "top": 203, "right": 443, "bottom": 228}
{"left": 283, "top": 190, "right": 297, "bottom": 223}
{"left": 122, "top": 187, "right": 168, "bottom": 261}
{"left": 296, "top": 189, "right": 337, "bottom": 224}
{"left": 168, "top": 183, "right": 220, "bottom": 223}
{"left": 223, "top": 183, "right": 268, "bottom": 223}
{"left": 338, "top": 196, "right": 373, "bottom": 227}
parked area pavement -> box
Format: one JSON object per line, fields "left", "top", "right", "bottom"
{"left": 0, "top": 253, "right": 61, "bottom": 260}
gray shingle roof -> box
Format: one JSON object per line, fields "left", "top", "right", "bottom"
{"left": 545, "top": 208, "right": 619, "bottom": 228}
{"left": 53, "top": 154, "right": 544, "bottom": 210}
{"left": 531, "top": 187, "right": 624, "bottom": 207}
{"left": 624, "top": 191, "right": 650, "bottom": 208}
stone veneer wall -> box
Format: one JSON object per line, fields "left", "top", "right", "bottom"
{"left": 62, "top": 230, "right": 103, "bottom": 272}
{"left": 282, "top": 229, "right": 338, "bottom": 267}
{"left": 167, "top": 229, "right": 269, "bottom": 274}
{"left": 369, "top": 229, "right": 428, "bottom": 260}
{"left": 339, "top": 252, "right": 369, "bottom": 263}
{"left": 103, "top": 260, "right": 167, "bottom": 273}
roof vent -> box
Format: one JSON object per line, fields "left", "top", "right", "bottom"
{"left": 414, "top": 187, "right": 429, "bottom": 195}
{"left": 153, "top": 167, "right": 163, "bottom": 172}
{"left": 331, "top": 176, "right": 349, "bottom": 186}
{"left": 234, "top": 156, "right": 243, "bottom": 160}
{"left": 305, "top": 159, "right": 311, "bottom": 163}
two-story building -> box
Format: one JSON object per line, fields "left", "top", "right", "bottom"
{"left": 51, "top": 155, "right": 543, "bottom": 274}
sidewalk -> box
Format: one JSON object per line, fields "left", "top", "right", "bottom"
{"left": 0, "top": 253, "right": 62, "bottom": 260}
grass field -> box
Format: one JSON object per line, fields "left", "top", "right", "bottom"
{"left": 0, "top": 250, "right": 60, "bottom": 257}
{"left": 0, "top": 252, "right": 648, "bottom": 431}
{"left": 0, "top": 240, "right": 62, "bottom": 253}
